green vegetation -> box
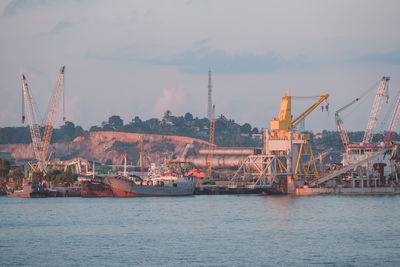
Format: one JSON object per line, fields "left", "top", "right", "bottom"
{"left": 11, "top": 168, "right": 25, "bottom": 186}
{"left": 30, "top": 169, "right": 77, "bottom": 186}
{"left": 0, "top": 122, "right": 84, "bottom": 144}
{"left": 45, "top": 169, "right": 77, "bottom": 187}
{"left": 93, "top": 111, "right": 262, "bottom": 147}
{"left": 0, "top": 111, "right": 262, "bottom": 147}
{"left": 0, "top": 158, "right": 11, "bottom": 192}
{"left": 149, "top": 139, "right": 175, "bottom": 153}
{"left": 0, "top": 157, "right": 10, "bottom": 177}
{"left": 106, "top": 141, "right": 140, "bottom": 163}
{"left": 1, "top": 111, "right": 399, "bottom": 150}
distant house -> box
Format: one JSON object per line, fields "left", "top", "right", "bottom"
{"left": 252, "top": 133, "right": 263, "bottom": 140}
{"left": 161, "top": 117, "right": 175, "bottom": 126}
{"left": 314, "top": 133, "right": 323, "bottom": 139}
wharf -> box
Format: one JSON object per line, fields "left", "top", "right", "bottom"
{"left": 53, "top": 187, "right": 81, "bottom": 197}
{"left": 195, "top": 181, "right": 262, "bottom": 195}
{"left": 295, "top": 186, "right": 400, "bottom": 196}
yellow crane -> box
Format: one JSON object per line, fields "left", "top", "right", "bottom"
{"left": 269, "top": 94, "right": 329, "bottom": 180}
{"left": 270, "top": 94, "right": 329, "bottom": 133}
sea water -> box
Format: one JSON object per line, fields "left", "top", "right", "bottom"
{"left": 1, "top": 195, "right": 400, "bottom": 266}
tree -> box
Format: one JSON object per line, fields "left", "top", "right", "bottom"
{"left": 75, "top": 125, "right": 84, "bottom": 137}
{"left": 146, "top": 118, "right": 160, "bottom": 130}
{"left": 163, "top": 110, "right": 172, "bottom": 120}
{"left": 32, "top": 171, "right": 44, "bottom": 183}
{"left": 46, "top": 168, "right": 76, "bottom": 186}
{"left": 90, "top": 125, "right": 102, "bottom": 132}
{"left": 240, "top": 123, "right": 252, "bottom": 134}
{"left": 108, "top": 115, "right": 124, "bottom": 129}
{"left": 132, "top": 116, "right": 142, "bottom": 124}
{"left": 12, "top": 168, "right": 25, "bottom": 186}
{"left": 0, "top": 158, "right": 10, "bottom": 178}
{"left": 59, "top": 121, "right": 76, "bottom": 142}
{"left": 184, "top": 112, "right": 193, "bottom": 121}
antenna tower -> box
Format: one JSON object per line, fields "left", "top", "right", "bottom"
{"left": 207, "top": 70, "right": 212, "bottom": 120}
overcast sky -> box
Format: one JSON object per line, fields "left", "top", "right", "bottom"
{"left": 1, "top": 0, "right": 400, "bottom": 133}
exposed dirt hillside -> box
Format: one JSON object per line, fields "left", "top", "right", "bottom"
{"left": 0, "top": 131, "right": 209, "bottom": 165}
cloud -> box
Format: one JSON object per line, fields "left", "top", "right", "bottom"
{"left": 153, "top": 48, "right": 313, "bottom": 75}
{"left": 88, "top": 46, "right": 310, "bottom": 75}
{"left": 151, "top": 49, "right": 282, "bottom": 74}
{"left": 153, "top": 87, "right": 185, "bottom": 116}
{"left": 2, "top": 0, "right": 50, "bottom": 17}
{"left": 358, "top": 50, "right": 400, "bottom": 65}
{"left": 86, "top": 44, "right": 155, "bottom": 63}
{"left": 48, "top": 20, "right": 73, "bottom": 35}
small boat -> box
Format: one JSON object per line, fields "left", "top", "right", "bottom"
{"left": 8, "top": 182, "right": 57, "bottom": 198}
{"left": 105, "top": 175, "right": 196, "bottom": 197}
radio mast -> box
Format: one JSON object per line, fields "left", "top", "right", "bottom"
{"left": 207, "top": 70, "right": 212, "bottom": 120}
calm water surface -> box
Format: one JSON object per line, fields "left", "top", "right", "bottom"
{"left": 1, "top": 194, "right": 400, "bottom": 266}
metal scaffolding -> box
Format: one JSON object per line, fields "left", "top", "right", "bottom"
{"left": 230, "top": 154, "right": 291, "bottom": 188}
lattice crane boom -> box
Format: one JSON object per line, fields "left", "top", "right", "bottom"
{"left": 39, "top": 66, "right": 65, "bottom": 172}
{"left": 363, "top": 76, "right": 390, "bottom": 143}
{"left": 21, "top": 74, "right": 43, "bottom": 164}
{"left": 21, "top": 66, "right": 65, "bottom": 173}
{"left": 335, "top": 97, "right": 360, "bottom": 150}
{"left": 385, "top": 92, "right": 400, "bottom": 144}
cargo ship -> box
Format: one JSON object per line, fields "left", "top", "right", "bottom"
{"left": 8, "top": 182, "right": 57, "bottom": 198}
{"left": 80, "top": 179, "right": 113, "bottom": 197}
{"left": 105, "top": 175, "right": 196, "bottom": 197}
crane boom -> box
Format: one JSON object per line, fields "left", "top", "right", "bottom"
{"left": 22, "top": 74, "right": 43, "bottom": 164}
{"left": 21, "top": 66, "right": 65, "bottom": 173}
{"left": 270, "top": 94, "right": 329, "bottom": 131}
{"left": 335, "top": 98, "right": 360, "bottom": 150}
{"left": 363, "top": 76, "right": 390, "bottom": 143}
{"left": 290, "top": 94, "right": 329, "bottom": 128}
{"left": 385, "top": 93, "right": 400, "bottom": 143}
{"left": 38, "top": 66, "right": 65, "bottom": 172}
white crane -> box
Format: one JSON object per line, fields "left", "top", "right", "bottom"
{"left": 21, "top": 74, "right": 43, "bottom": 165}
{"left": 335, "top": 97, "right": 360, "bottom": 150}
{"left": 363, "top": 76, "right": 390, "bottom": 143}
{"left": 21, "top": 66, "right": 66, "bottom": 173}
{"left": 385, "top": 92, "right": 400, "bottom": 144}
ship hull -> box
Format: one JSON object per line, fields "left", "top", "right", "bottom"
{"left": 8, "top": 190, "right": 57, "bottom": 198}
{"left": 81, "top": 181, "right": 113, "bottom": 197}
{"left": 106, "top": 176, "right": 196, "bottom": 197}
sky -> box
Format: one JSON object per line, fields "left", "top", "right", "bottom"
{"left": 1, "top": 0, "right": 400, "bottom": 133}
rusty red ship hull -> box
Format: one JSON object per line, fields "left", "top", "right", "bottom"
{"left": 81, "top": 180, "right": 113, "bottom": 197}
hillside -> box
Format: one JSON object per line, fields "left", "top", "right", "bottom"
{"left": 0, "top": 131, "right": 209, "bottom": 165}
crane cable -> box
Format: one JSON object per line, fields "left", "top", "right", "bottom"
{"left": 337, "top": 79, "right": 381, "bottom": 118}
